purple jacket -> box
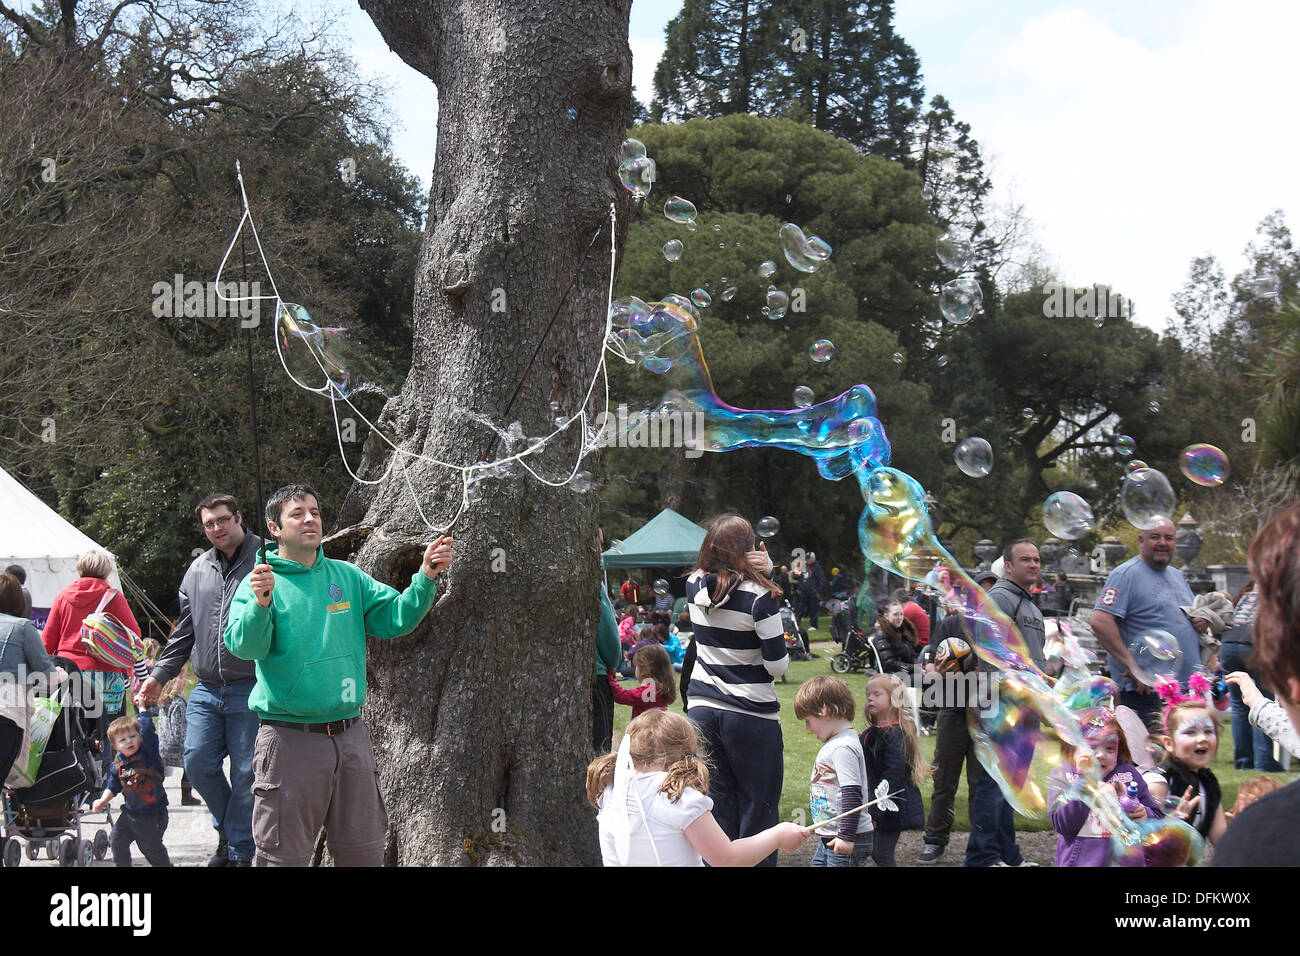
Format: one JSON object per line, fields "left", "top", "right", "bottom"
{"left": 1048, "top": 762, "right": 1163, "bottom": 867}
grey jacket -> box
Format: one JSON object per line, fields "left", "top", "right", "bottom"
{"left": 984, "top": 578, "right": 1047, "bottom": 672}
{"left": 151, "top": 533, "right": 262, "bottom": 687}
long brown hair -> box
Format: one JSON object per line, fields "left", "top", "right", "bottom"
{"left": 633, "top": 643, "right": 677, "bottom": 705}
{"left": 0, "top": 573, "right": 24, "bottom": 616}
{"left": 692, "top": 514, "right": 781, "bottom": 602}
{"left": 1249, "top": 503, "right": 1300, "bottom": 700}
{"left": 866, "top": 674, "right": 932, "bottom": 786}
{"left": 586, "top": 710, "right": 710, "bottom": 806}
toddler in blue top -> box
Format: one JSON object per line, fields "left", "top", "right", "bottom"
{"left": 90, "top": 713, "right": 172, "bottom": 867}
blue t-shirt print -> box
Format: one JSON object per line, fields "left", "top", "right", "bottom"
{"left": 1095, "top": 557, "right": 1199, "bottom": 689}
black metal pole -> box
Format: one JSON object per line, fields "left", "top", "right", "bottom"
{"left": 242, "top": 226, "right": 267, "bottom": 564}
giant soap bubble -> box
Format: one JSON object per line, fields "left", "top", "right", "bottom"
{"left": 1042, "top": 491, "right": 1093, "bottom": 540}
{"left": 1120, "top": 467, "right": 1176, "bottom": 530}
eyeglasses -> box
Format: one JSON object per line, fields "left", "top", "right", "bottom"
{"left": 203, "top": 514, "right": 235, "bottom": 531}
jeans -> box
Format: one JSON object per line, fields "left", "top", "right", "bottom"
{"left": 111, "top": 809, "right": 171, "bottom": 867}
{"left": 811, "top": 834, "right": 874, "bottom": 867}
{"left": 1220, "top": 643, "right": 1284, "bottom": 771}
{"left": 184, "top": 680, "right": 259, "bottom": 862}
{"left": 965, "top": 772, "right": 1022, "bottom": 866}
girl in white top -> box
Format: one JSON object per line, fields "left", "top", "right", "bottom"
{"left": 587, "top": 709, "right": 809, "bottom": 866}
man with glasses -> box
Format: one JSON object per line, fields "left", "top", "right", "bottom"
{"left": 137, "top": 493, "right": 262, "bottom": 866}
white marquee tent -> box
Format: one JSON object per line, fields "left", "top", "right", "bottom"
{"left": 0, "top": 465, "right": 120, "bottom": 616}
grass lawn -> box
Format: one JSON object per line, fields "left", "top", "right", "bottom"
{"left": 613, "top": 654, "right": 1297, "bottom": 833}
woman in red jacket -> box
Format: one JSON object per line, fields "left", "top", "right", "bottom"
{"left": 42, "top": 549, "right": 140, "bottom": 725}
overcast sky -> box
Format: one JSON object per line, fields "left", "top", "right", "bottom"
{"left": 333, "top": 1, "right": 1298, "bottom": 331}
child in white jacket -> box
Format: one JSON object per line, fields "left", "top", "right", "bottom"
{"left": 1225, "top": 672, "right": 1300, "bottom": 758}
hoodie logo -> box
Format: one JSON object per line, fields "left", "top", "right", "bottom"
{"left": 328, "top": 583, "right": 343, "bottom": 602}
{"left": 326, "top": 582, "right": 350, "bottom": 614}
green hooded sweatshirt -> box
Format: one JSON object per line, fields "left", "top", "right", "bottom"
{"left": 223, "top": 543, "right": 437, "bottom": 722}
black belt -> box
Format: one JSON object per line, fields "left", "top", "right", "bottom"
{"left": 261, "top": 717, "right": 359, "bottom": 737}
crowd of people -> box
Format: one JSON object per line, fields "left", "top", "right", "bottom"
{"left": 593, "top": 512, "right": 1300, "bottom": 867}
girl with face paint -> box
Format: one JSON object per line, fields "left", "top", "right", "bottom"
{"left": 1048, "top": 709, "right": 1165, "bottom": 866}
{"left": 1143, "top": 700, "right": 1228, "bottom": 846}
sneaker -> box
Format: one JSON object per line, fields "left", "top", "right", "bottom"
{"left": 916, "top": 844, "right": 945, "bottom": 865}
{"left": 208, "top": 838, "right": 229, "bottom": 868}
{"left": 1015, "top": 860, "right": 1040, "bottom": 867}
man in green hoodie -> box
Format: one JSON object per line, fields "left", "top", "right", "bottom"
{"left": 224, "top": 483, "right": 453, "bottom": 866}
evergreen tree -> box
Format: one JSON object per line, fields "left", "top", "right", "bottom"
{"left": 651, "top": 0, "right": 769, "bottom": 122}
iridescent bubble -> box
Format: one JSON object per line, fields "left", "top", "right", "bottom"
{"left": 662, "top": 239, "right": 683, "bottom": 262}
{"left": 662, "top": 196, "right": 696, "bottom": 224}
{"left": 921, "top": 184, "right": 934, "bottom": 201}
{"left": 566, "top": 108, "right": 577, "bottom": 120}
{"left": 809, "top": 339, "right": 835, "bottom": 363}
{"left": 609, "top": 295, "right": 650, "bottom": 328}
{"left": 1042, "top": 491, "right": 1093, "bottom": 540}
{"left": 793, "top": 385, "right": 814, "bottom": 408}
{"left": 608, "top": 538, "right": 625, "bottom": 555}
{"left": 1120, "top": 467, "right": 1176, "bottom": 531}
{"left": 756, "top": 516, "right": 780, "bottom": 538}
{"left": 764, "top": 288, "right": 789, "bottom": 319}
{"left": 1093, "top": 316, "right": 1105, "bottom": 328}
{"left": 1129, "top": 630, "right": 1184, "bottom": 685}
{"left": 936, "top": 230, "right": 973, "bottom": 271}
{"left": 275, "top": 301, "right": 359, "bottom": 397}
{"left": 954, "top": 437, "right": 993, "bottom": 478}
{"left": 847, "top": 419, "right": 872, "bottom": 441}
{"left": 1115, "top": 817, "right": 1204, "bottom": 868}
{"left": 891, "top": 352, "right": 904, "bottom": 365}
{"left": 617, "top": 156, "right": 654, "bottom": 198}
{"left": 1127, "top": 459, "right": 1148, "bottom": 473}
{"left": 937, "top": 354, "right": 951, "bottom": 368}
{"left": 617, "top": 138, "right": 646, "bottom": 164}
{"left": 940, "top": 277, "right": 982, "bottom": 325}
{"left": 1179, "top": 443, "right": 1230, "bottom": 487}
{"left": 570, "top": 470, "right": 594, "bottom": 493}
{"left": 1148, "top": 401, "right": 1161, "bottom": 414}
{"left": 691, "top": 288, "right": 712, "bottom": 308}
{"left": 758, "top": 260, "right": 777, "bottom": 278}
{"left": 686, "top": 222, "right": 697, "bottom": 232}
{"left": 778, "top": 222, "right": 831, "bottom": 273}
{"left": 1115, "top": 435, "right": 1136, "bottom": 456}
{"left": 720, "top": 286, "right": 737, "bottom": 302}
{"left": 1021, "top": 407, "right": 1035, "bottom": 420}
{"left": 712, "top": 223, "right": 722, "bottom": 232}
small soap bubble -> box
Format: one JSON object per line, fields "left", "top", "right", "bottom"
{"left": 663, "top": 239, "right": 683, "bottom": 262}
{"left": 570, "top": 470, "right": 595, "bottom": 493}
{"left": 686, "top": 222, "right": 697, "bottom": 232}
{"left": 847, "top": 419, "right": 871, "bottom": 441}
{"left": 756, "top": 516, "right": 781, "bottom": 538}
{"left": 793, "top": 385, "right": 814, "bottom": 408}
{"left": 608, "top": 538, "right": 625, "bottom": 555}
{"left": 1127, "top": 459, "right": 1148, "bottom": 473}
{"left": 779, "top": 222, "right": 831, "bottom": 273}
{"left": 1042, "top": 491, "right": 1094, "bottom": 540}
{"left": 691, "top": 288, "right": 712, "bottom": 308}
{"left": 1129, "top": 630, "right": 1184, "bottom": 685}
{"left": 936, "top": 230, "right": 973, "bottom": 271}
{"left": 663, "top": 196, "right": 697, "bottom": 224}
{"left": 892, "top": 352, "right": 904, "bottom": 365}
{"left": 785, "top": 194, "right": 792, "bottom": 204}
{"left": 713, "top": 223, "right": 722, "bottom": 232}
{"left": 954, "top": 437, "right": 993, "bottom": 478}
{"left": 1093, "top": 316, "right": 1106, "bottom": 328}
{"left": 617, "top": 156, "right": 654, "bottom": 198}
{"left": 1115, "top": 435, "right": 1136, "bottom": 456}
{"left": 566, "top": 108, "right": 577, "bottom": 120}
{"left": 1148, "top": 401, "right": 1161, "bottom": 414}
{"left": 937, "top": 354, "right": 951, "bottom": 368}
{"left": 921, "top": 184, "right": 934, "bottom": 201}
{"left": 764, "top": 288, "right": 789, "bottom": 319}
{"left": 809, "top": 339, "right": 835, "bottom": 363}
{"left": 617, "top": 138, "right": 646, "bottom": 164}
{"left": 720, "top": 286, "right": 738, "bottom": 302}
{"left": 1021, "top": 407, "right": 1035, "bottom": 420}
{"left": 940, "top": 276, "right": 982, "bottom": 325}
{"left": 1121, "top": 467, "right": 1176, "bottom": 530}
{"left": 1179, "top": 444, "right": 1229, "bottom": 486}
{"left": 759, "top": 260, "right": 777, "bottom": 278}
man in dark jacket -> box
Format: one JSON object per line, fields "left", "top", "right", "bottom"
{"left": 137, "top": 493, "right": 262, "bottom": 867}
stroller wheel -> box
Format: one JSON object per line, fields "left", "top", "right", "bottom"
{"left": 2, "top": 837, "right": 21, "bottom": 868}
{"left": 46, "top": 838, "right": 61, "bottom": 859}
{"left": 94, "top": 830, "right": 108, "bottom": 860}
{"left": 26, "top": 842, "right": 40, "bottom": 861}
{"left": 830, "top": 654, "right": 851, "bottom": 674}
{"left": 58, "top": 838, "right": 76, "bottom": 867}
{"left": 78, "top": 839, "right": 94, "bottom": 867}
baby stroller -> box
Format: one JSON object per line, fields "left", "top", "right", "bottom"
{"left": 781, "top": 601, "right": 813, "bottom": 662}
{"left": 830, "top": 626, "right": 883, "bottom": 674}
{"left": 826, "top": 599, "right": 852, "bottom": 646}
{"left": 2, "top": 658, "right": 113, "bottom": 867}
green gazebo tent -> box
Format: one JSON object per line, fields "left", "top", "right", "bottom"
{"left": 601, "top": 508, "right": 706, "bottom": 569}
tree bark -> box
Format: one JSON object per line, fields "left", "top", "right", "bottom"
{"left": 348, "top": 0, "right": 633, "bottom": 865}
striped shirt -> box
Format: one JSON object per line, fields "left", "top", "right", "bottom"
{"left": 685, "top": 570, "right": 788, "bottom": 719}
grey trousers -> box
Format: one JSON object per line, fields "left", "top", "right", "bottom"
{"left": 251, "top": 719, "right": 389, "bottom": 867}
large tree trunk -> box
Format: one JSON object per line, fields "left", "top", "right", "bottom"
{"left": 346, "top": 0, "right": 633, "bottom": 865}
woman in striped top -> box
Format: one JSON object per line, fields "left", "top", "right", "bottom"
{"left": 685, "top": 515, "right": 789, "bottom": 865}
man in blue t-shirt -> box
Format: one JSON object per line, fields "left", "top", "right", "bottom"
{"left": 1090, "top": 518, "right": 1208, "bottom": 724}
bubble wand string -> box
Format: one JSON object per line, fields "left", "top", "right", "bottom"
{"left": 235, "top": 161, "right": 268, "bottom": 566}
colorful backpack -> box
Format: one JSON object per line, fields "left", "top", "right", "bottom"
{"left": 80, "top": 588, "right": 144, "bottom": 689}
